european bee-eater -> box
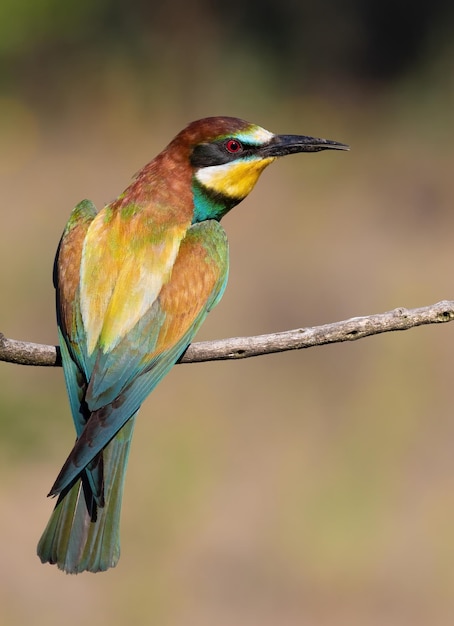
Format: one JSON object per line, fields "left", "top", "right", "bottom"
{"left": 37, "top": 116, "right": 348, "bottom": 573}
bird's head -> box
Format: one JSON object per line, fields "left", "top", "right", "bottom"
{"left": 166, "top": 116, "right": 349, "bottom": 223}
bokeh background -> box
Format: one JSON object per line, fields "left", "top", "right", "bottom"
{"left": 1, "top": 2, "right": 454, "bottom": 624}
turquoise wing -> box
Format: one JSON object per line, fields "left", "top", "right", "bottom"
{"left": 54, "top": 199, "right": 97, "bottom": 418}
{"left": 52, "top": 199, "right": 106, "bottom": 505}
{"left": 38, "top": 199, "right": 134, "bottom": 573}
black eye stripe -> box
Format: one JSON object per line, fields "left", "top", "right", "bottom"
{"left": 191, "top": 140, "right": 260, "bottom": 168}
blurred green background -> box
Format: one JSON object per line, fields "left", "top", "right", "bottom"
{"left": 1, "top": 1, "right": 454, "bottom": 624}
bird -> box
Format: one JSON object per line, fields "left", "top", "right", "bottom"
{"left": 37, "top": 116, "right": 348, "bottom": 574}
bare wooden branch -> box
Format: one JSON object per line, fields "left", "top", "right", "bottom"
{"left": 2, "top": 301, "right": 454, "bottom": 369}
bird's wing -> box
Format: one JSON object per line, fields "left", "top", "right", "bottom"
{"left": 54, "top": 199, "right": 98, "bottom": 435}
{"left": 49, "top": 218, "right": 229, "bottom": 495}
{"left": 53, "top": 199, "right": 108, "bottom": 506}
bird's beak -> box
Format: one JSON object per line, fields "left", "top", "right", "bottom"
{"left": 260, "top": 134, "right": 349, "bottom": 157}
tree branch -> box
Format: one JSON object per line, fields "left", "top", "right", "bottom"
{"left": 1, "top": 301, "right": 454, "bottom": 369}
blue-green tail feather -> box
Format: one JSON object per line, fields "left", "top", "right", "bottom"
{"left": 37, "top": 416, "right": 136, "bottom": 574}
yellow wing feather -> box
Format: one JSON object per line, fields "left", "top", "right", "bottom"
{"left": 80, "top": 209, "right": 188, "bottom": 355}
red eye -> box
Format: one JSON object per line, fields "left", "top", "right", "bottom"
{"left": 225, "top": 139, "right": 243, "bottom": 154}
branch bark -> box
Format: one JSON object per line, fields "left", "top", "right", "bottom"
{"left": 1, "top": 301, "right": 454, "bottom": 369}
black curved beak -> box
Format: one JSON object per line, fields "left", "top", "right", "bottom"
{"left": 260, "top": 134, "right": 349, "bottom": 157}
